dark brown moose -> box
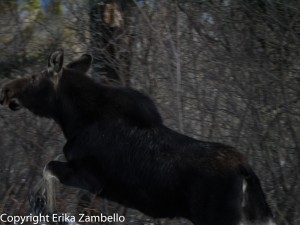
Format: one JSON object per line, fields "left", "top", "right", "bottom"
{"left": 0, "top": 50, "right": 275, "bottom": 225}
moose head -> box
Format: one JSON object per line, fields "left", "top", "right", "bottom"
{"left": 0, "top": 50, "right": 92, "bottom": 117}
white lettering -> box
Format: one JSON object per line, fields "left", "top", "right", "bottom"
{"left": 0, "top": 213, "right": 7, "bottom": 223}
{"left": 79, "top": 213, "right": 85, "bottom": 222}
{"left": 0, "top": 213, "right": 125, "bottom": 224}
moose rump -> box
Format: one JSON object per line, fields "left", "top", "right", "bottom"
{"left": 0, "top": 50, "right": 274, "bottom": 225}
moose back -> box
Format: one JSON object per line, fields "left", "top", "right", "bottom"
{"left": 0, "top": 50, "right": 275, "bottom": 225}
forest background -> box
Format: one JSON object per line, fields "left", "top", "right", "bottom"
{"left": 0, "top": 1, "right": 299, "bottom": 225}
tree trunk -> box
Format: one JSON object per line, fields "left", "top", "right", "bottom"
{"left": 89, "top": 0, "right": 123, "bottom": 82}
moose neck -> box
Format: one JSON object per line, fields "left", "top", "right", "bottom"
{"left": 52, "top": 71, "right": 108, "bottom": 140}
{"left": 54, "top": 99, "right": 92, "bottom": 140}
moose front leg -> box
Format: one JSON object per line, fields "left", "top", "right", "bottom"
{"left": 29, "top": 154, "right": 67, "bottom": 215}
{"left": 46, "top": 161, "right": 101, "bottom": 193}
{"left": 29, "top": 160, "right": 101, "bottom": 217}
{"left": 29, "top": 178, "right": 49, "bottom": 215}
{"left": 29, "top": 164, "right": 59, "bottom": 215}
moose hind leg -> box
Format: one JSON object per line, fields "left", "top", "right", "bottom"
{"left": 190, "top": 202, "right": 241, "bottom": 225}
{"left": 190, "top": 177, "right": 243, "bottom": 225}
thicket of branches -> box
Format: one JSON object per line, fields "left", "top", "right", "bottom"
{"left": 0, "top": 1, "right": 299, "bottom": 225}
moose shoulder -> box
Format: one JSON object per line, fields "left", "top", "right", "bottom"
{"left": 0, "top": 50, "right": 274, "bottom": 225}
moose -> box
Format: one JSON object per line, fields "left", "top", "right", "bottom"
{"left": 0, "top": 50, "right": 275, "bottom": 225}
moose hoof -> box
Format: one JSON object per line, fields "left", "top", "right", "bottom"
{"left": 29, "top": 192, "right": 47, "bottom": 215}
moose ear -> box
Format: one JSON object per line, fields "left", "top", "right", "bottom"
{"left": 48, "top": 49, "right": 64, "bottom": 74}
{"left": 66, "top": 54, "right": 93, "bottom": 74}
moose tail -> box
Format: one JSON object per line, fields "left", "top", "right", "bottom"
{"left": 240, "top": 164, "right": 275, "bottom": 225}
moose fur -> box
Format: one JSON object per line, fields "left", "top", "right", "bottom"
{"left": 0, "top": 50, "right": 274, "bottom": 225}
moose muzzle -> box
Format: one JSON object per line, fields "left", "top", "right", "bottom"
{"left": 0, "top": 87, "right": 22, "bottom": 111}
